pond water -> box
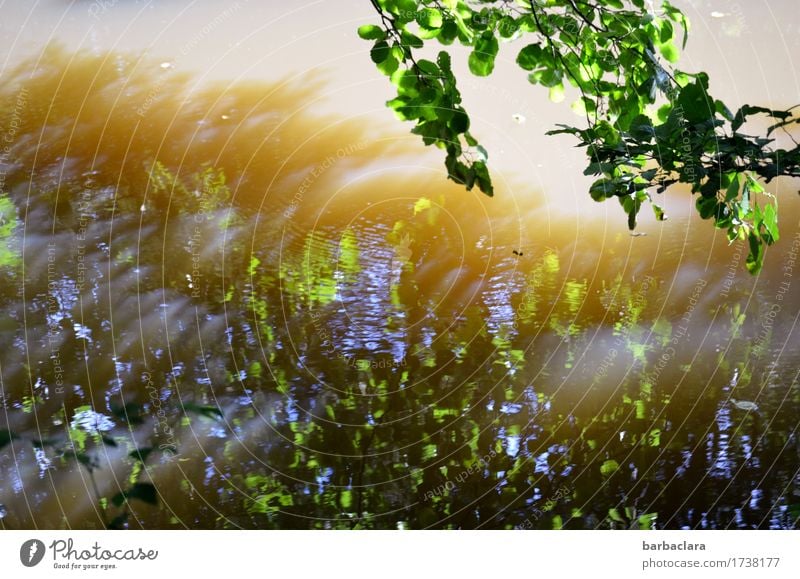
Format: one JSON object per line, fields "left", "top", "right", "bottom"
{"left": 0, "top": 2, "right": 799, "bottom": 530}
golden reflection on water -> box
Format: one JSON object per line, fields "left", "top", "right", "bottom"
{"left": 0, "top": 47, "right": 798, "bottom": 529}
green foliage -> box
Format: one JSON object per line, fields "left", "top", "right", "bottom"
{"left": 600, "top": 459, "right": 620, "bottom": 476}
{"left": 360, "top": 0, "right": 800, "bottom": 273}
{"left": 366, "top": 2, "right": 495, "bottom": 195}
{"left": 0, "top": 195, "right": 20, "bottom": 271}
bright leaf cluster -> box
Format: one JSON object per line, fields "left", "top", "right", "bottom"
{"left": 360, "top": 0, "right": 800, "bottom": 273}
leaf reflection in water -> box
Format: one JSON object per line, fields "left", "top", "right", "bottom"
{"left": 0, "top": 47, "right": 797, "bottom": 530}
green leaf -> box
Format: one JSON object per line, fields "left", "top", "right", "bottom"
{"left": 438, "top": 19, "right": 458, "bottom": 45}
{"left": 530, "top": 68, "right": 562, "bottom": 88}
{"left": 247, "top": 255, "right": 260, "bottom": 277}
{"left": 391, "top": 0, "right": 417, "bottom": 16}
{"left": 595, "top": 120, "right": 620, "bottom": 146}
{"left": 724, "top": 174, "right": 740, "bottom": 202}
{"left": 448, "top": 109, "right": 469, "bottom": 134}
{"left": 696, "top": 196, "right": 719, "bottom": 220}
{"left": 624, "top": 195, "right": 642, "bottom": 230}
{"left": 548, "top": 83, "right": 565, "bottom": 103}
{"left": 589, "top": 179, "right": 614, "bottom": 202}
{"left": 437, "top": 50, "right": 452, "bottom": 74}
{"left": 762, "top": 203, "right": 779, "bottom": 242}
{"left": 413, "top": 197, "right": 432, "bottom": 215}
{"left": 745, "top": 232, "right": 764, "bottom": 274}
{"left": 677, "top": 80, "right": 713, "bottom": 124}
{"left": 608, "top": 508, "right": 625, "bottom": 523}
{"left": 600, "top": 459, "right": 620, "bottom": 476}
{"left": 473, "top": 161, "right": 493, "bottom": 197}
{"left": 659, "top": 41, "right": 679, "bottom": 63}
{"left": 416, "top": 59, "right": 440, "bottom": 77}
{"left": 401, "top": 30, "right": 424, "bottom": 49}
{"left": 660, "top": 19, "right": 674, "bottom": 43}
{"left": 357, "top": 25, "right": 386, "bottom": 41}
{"left": 370, "top": 40, "right": 390, "bottom": 64}
{"left": 629, "top": 115, "right": 654, "bottom": 141}
{"left": 377, "top": 55, "right": 399, "bottom": 75}
{"left": 498, "top": 16, "right": 519, "bottom": 38}
{"left": 416, "top": 8, "right": 443, "bottom": 30}
{"left": 468, "top": 32, "right": 498, "bottom": 77}
{"left": 516, "top": 43, "right": 543, "bottom": 71}
{"left": 111, "top": 483, "right": 158, "bottom": 507}
{"left": 715, "top": 99, "right": 734, "bottom": 121}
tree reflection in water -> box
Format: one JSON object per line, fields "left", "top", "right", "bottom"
{"left": 0, "top": 47, "right": 798, "bottom": 530}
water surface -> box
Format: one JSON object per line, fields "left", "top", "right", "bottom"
{"left": 0, "top": 19, "right": 799, "bottom": 530}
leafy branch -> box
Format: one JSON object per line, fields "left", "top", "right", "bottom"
{"left": 360, "top": 0, "right": 800, "bottom": 273}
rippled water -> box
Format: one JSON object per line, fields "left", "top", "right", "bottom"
{"left": 0, "top": 45, "right": 798, "bottom": 530}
